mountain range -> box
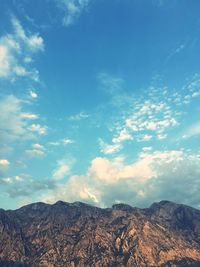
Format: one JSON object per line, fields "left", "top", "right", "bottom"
{"left": 0, "top": 200, "right": 200, "bottom": 267}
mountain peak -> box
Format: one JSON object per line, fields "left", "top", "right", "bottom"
{"left": 0, "top": 200, "right": 200, "bottom": 266}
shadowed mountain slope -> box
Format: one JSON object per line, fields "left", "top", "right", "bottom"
{"left": 0, "top": 200, "right": 200, "bottom": 267}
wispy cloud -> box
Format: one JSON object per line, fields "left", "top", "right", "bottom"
{"left": 68, "top": 111, "right": 89, "bottom": 121}
{"left": 0, "top": 16, "right": 44, "bottom": 81}
{"left": 25, "top": 143, "right": 46, "bottom": 158}
{"left": 20, "top": 113, "right": 39, "bottom": 120}
{"left": 52, "top": 158, "right": 74, "bottom": 180}
{"left": 183, "top": 121, "right": 200, "bottom": 139}
{"left": 0, "top": 95, "right": 31, "bottom": 142}
{"left": 29, "top": 90, "right": 38, "bottom": 99}
{"left": 0, "top": 94, "right": 47, "bottom": 163}
{"left": 48, "top": 138, "right": 74, "bottom": 146}
{"left": 55, "top": 0, "right": 92, "bottom": 26}
{"left": 99, "top": 138, "right": 121, "bottom": 155}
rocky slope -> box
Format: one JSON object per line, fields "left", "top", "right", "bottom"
{"left": 0, "top": 200, "right": 200, "bottom": 267}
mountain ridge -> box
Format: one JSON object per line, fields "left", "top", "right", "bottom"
{"left": 0, "top": 200, "right": 200, "bottom": 266}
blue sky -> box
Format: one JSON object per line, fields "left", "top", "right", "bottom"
{"left": 0, "top": 0, "right": 200, "bottom": 210}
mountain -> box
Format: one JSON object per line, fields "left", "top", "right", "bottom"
{"left": 0, "top": 200, "right": 200, "bottom": 267}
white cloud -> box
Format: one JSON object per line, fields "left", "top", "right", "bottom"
{"left": 183, "top": 121, "right": 200, "bottom": 139}
{"left": 52, "top": 158, "right": 72, "bottom": 180}
{"left": 42, "top": 149, "right": 200, "bottom": 208}
{"left": 48, "top": 141, "right": 60, "bottom": 146}
{"left": 139, "top": 134, "right": 153, "bottom": 142}
{"left": 11, "top": 16, "right": 44, "bottom": 52}
{"left": 0, "top": 94, "right": 47, "bottom": 160}
{"left": 13, "top": 65, "right": 27, "bottom": 76}
{"left": 112, "top": 129, "right": 133, "bottom": 143}
{"left": 15, "top": 175, "right": 23, "bottom": 182}
{"left": 97, "top": 73, "right": 200, "bottom": 151}
{"left": 32, "top": 143, "right": 44, "bottom": 150}
{"left": 25, "top": 143, "right": 46, "bottom": 158}
{"left": 192, "top": 91, "right": 200, "bottom": 98}
{"left": 68, "top": 111, "right": 89, "bottom": 121}
{"left": 0, "top": 16, "right": 44, "bottom": 80}
{"left": 1, "top": 177, "right": 13, "bottom": 184}
{"left": 142, "top": 147, "right": 152, "bottom": 152}
{"left": 20, "top": 113, "right": 39, "bottom": 120}
{"left": 28, "top": 124, "right": 47, "bottom": 135}
{"left": 0, "top": 46, "right": 11, "bottom": 77}
{"left": 97, "top": 74, "right": 183, "bottom": 149}
{"left": 157, "top": 133, "right": 167, "bottom": 140}
{"left": 98, "top": 72, "right": 124, "bottom": 95}
{"left": 25, "top": 149, "right": 45, "bottom": 158}
{"left": 124, "top": 101, "right": 178, "bottom": 137}
{"left": 63, "top": 138, "right": 74, "bottom": 145}
{"left": 56, "top": 0, "right": 91, "bottom": 26}
{"left": 29, "top": 90, "right": 38, "bottom": 98}
{"left": 99, "top": 139, "right": 121, "bottom": 155}
{"left": 0, "top": 95, "right": 29, "bottom": 142}
{"left": 48, "top": 138, "right": 74, "bottom": 146}
{"left": 0, "top": 159, "right": 10, "bottom": 167}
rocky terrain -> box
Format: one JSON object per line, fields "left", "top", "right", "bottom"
{"left": 0, "top": 200, "right": 200, "bottom": 267}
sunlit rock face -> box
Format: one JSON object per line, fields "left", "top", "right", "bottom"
{"left": 0, "top": 200, "right": 200, "bottom": 267}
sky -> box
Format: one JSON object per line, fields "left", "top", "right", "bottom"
{"left": 0, "top": 0, "right": 200, "bottom": 210}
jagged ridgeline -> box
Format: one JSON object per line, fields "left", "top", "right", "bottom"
{"left": 0, "top": 200, "right": 200, "bottom": 267}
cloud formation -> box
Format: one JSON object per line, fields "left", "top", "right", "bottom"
{"left": 183, "top": 121, "right": 200, "bottom": 139}
{"left": 99, "top": 139, "right": 121, "bottom": 155}
{"left": 0, "top": 159, "right": 10, "bottom": 167}
{"left": 42, "top": 149, "right": 200, "bottom": 209}
{"left": 52, "top": 158, "right": 74, "bottom": 180}
{"left": 25, "top": 143, "right": 46, "bottom": 158}
{"left": 0, "top": 16, "right": 44, "bottom": 80}
{"left": 56, "top": 0, "right": 92, "bottom": 26}
{"left": 97, "top": 73, "right": 200, "bottom": 156}
{"left": 0, "top": 95, "right": 46, "bottom": 145}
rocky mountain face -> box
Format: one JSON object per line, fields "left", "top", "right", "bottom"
{"left": 0, "top": 200, "right": 200, "bottom": 267}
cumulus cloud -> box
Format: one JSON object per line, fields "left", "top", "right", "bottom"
{"left": 28, "top": 124, "right": 47, "bottom": 135}
{"left": 42, "top": 150, "right": 200, "bottom": 209}
{"left": 112, "top": 128, "right": 133, "bottom": 143}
